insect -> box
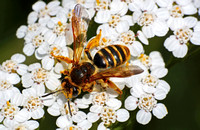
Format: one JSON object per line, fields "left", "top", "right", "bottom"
{"left": 42, "top": 4, "right": 143, "bottom": 116}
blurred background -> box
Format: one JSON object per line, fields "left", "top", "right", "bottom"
{"left": 0, "top": 0, "right": 200, "bottom": 130}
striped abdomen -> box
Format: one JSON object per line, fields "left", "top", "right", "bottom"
{"left": 93, "top": 45, "right": 130, "bottom": 68}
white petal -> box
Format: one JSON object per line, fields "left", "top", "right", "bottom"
{"left": 7, "top": 73, "right": 20, "bottom": 84}
{"left": 121, "top": 15, "right": 134, "bottom": 26}
{"left": 176, "top": 0, "right": 191, "bottom": 5}
{"left": 11, "top": 93, "right": 24, "bottom": 106}
{"left": 94, "top": 10, "right": 111, "bottom": 23}
{"left": 190, "top": 32, "right": 200, "bottom": 45}
{"left": 125, "top": 96, "right": 138, "bottom": 111}
{"left": 130, "top": 82, "right": 145, "bottom": 98}
{"left": 97, "top": 122, "right": 110, "bottom": 130}
{"left": 32, "top": 1, "right": 46, "bottom": 12}
{"left": 155, "top": 8, "right": 170, "bottom": 20}
{"left": 54, "top": 35, "right": 66, "bottom": 47}
{"left": 182, "top": 3, "right": 197, "bottom": 15}
{"left": 136, "top": 109, "right": 152, "bottom": 125}
{"left": 77, "top": 120, "right": 92, "bottom": 129}
{"left": 23, "top": 44, "right": 35, "bottom": 56}
{"left": 116, "top": 20, "right": 129, "bottom": 33}
{"left": 143, "top": 84, "right": 156, "bottom": 93}
{"left": 25, "top": 120, "right": 39, "bottom": 129}
{"left": 22, "top": 73, "right": 34, "bottom": 88}
{"left": 32, "top": 108, "right": 44, "bottom": 119}
{"left": 184, "top": 16, "right": 197, "bottom": 28}
{"left": 56, "top": 115, "right": 72, "bottom": 128}
{"left": 129, "top": 41, "right": 144, "bottom": 56}
{"left": 155, "top": 0, "right": 172, "bottom": 7}
{"left": 87, "top": 112, "right": 100, "bottom": 123}
{"left": 32, "top": 83, "right": 45, "bottom": 96}
{"left": 90, "top": 105, "right": 103, "bottom": 113}
{"left": 164, "top": 36, "right": 179, "bottom": 51}
{"left": 154, "top": 89, "right": 167, "bottom": 100}
{"left": 156, "top": 80, "right": 170, "bottom": 94}
{"left": 142, "top": 25, "right": 155, "bottom": 38}
{"left": 45, "top": 75, "right": 60, "bottom": 90}
{"left": 14, "top": 109, "right": 30, "bottom": 122}
{"left": 47, "top": 1, "right": 60, "bottom": 9}
{"left": 44, "top": 30, "right": 56, "bottom": 44}
{"left": 16, "top": 25, "right": 27, "bottom": 38}
{"left": 42, "top": 94, "right": 55, "bottom": 106}
{"left": 17, "top": 64, "right": 28, "bottom": 75}
{"left": 116, "top": 109, "right": 130, "bottom": 122}
{"left": 152, "top": 20, "right": 169, "bottom": 37}
{"left": 27, "top": 11, "right": 38, "bottom": 24}
{"left": 152, "top": 103, "right": 168, "bottom": 119}
{"left": 28, "top": 63, "right": 41, "bottom": 71}
{"left": 137, "top": 31, "right": 149, "bottom": 45}
{"left": 47, "top": 102, "right": 61, "bottom": 116}
{"left": 132, "top": 11, "right": 142, "bottom": 23}
{"left": 72, "top": 111, "right": 87, "bottom": 123}
{"left": 106, "top": 98, "right": 122, "bottom": 110}
{"left": 194, "top": 22, "right": 200, "bottom": 32}
{"left": 172, "top": 44, "right": 188, "bottom": 58}
{"left": 42, "top": 56, "right": 55, "bottom": 70}
{"left": 11, "top": 53, "right": 25, "bottom": 63}
{"left": 151, "top": 67, "right": 168, "bottom": 78}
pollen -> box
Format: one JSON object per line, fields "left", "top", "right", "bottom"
{"left": 174, "top": 27, "right": 193, "bottom": 44}
{"left": 138, "top": 54, "right": 152, "bottom": 68}
{"left": 95, "top": 0, "right": 110, "bottom": 11}
{"left": 53, "top": 22, "right": 67, "bottom": 36}
{"left": 138, "top": 94, "right": 157, "bottom": 112}
{"left": 170, "top": 5, "right": 183, "bottom": 18}
{"left": 0, "top": 80, "right": 12, "bottom": 91}
{"left": 1, "top": 101, "right": 19, "bottom": 120}
{"left": 141, "top": 74, "right": 158, "bottom": 87}
{"left": 138, "top": 12, "right": 156, "bottom": 26}
{"left": 100, "top": 106, "right": 117, "bottom": 127}
{"left": 108, "top": 15, "right": 120, "bottom": 28}
{"left": 2, "top": 60, "right": 18, "bottom": 73}
{"left": 118, "top": 30, "right": 136, "bottom": 45}
{"left": 93, "top": 92, "right": 108, "bottom": 106}
{"left": 31, "top": 68, "right": 48, "bottom": 83}
{"left": 61, "top": 102, "right": 78, "bottom": 116}
{"left": 32, "top": 34, "right": 45, "bottom": 47}
{"left": 24, "top": 96, "right": 43, "bottom": 112}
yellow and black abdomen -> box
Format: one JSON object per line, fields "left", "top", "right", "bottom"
{"left": 93, "top": 45, "right": 130, "bottom": 68}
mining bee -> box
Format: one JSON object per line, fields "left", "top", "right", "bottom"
{"left": 42, "top": 4, "right": 143, "bottom": 116}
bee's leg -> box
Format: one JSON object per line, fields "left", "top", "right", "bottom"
{"left": 82, "top": 81, "right": 96, "bottom": 92}
{"left": 60, "top": 70, "right": 69, "bottom": 75}
{"left": 51, "top": 52, "right": 73, "bottom": 64}
{"left": 84, "top": 29, "right": 102, "bottom": 60}
{"left": 103, "top": 79, "right": 123, "bottom": 95}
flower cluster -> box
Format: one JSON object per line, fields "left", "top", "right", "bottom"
{"left": 1, "top": 0, "right": 200, "bottom": 129}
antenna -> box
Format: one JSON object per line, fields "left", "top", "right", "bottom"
{"left": 41, "top": 89, "right": 64, "bottom": 98}
{"left": 67, "top": 98, "right": 72, "bottom": 116}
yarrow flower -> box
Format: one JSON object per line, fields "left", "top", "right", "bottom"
{"left": 5, "top": 0, "right": 200, "bottom": 128}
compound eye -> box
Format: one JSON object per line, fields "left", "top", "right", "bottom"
{"left": 72, "top": 87, "right": 79, "bottom": 97}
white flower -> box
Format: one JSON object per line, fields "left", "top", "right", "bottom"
{"left": 164, "top": 17, "right": 200, "bottom": 58}
{"left": 132, "top": 0, "right": 169, "bottom": 38}
{"left": 114, "top": 30, "right": 144, "bottom": 57}
{"left": 28, "top": 1, "right": 62, "bottom": 25}
{"left": 0, "top": 71, "right": 20, "bottom": 101}
{"left": 167, "top": 3, "right": 197, "bottom": 30}
{"left": 0, "top": 53, "right": 28, "bottom": 76}
{"left": 88, "top": 92, "right": 129, "bottom": 128}
{"left": 125, "top": 93, "right": 168, "bottom": 125}
{"left": 19, "top": 87, "right": 54, "bottom": 120}
{"left": 0, "top": 119, "right": 39, "bottom": 130}
{"left": 21, "top": 63, "right": 61, "bottom": 91}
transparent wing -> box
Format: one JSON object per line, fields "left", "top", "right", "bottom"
{"left": 71, "top": 4, "right": 90, "bottom": 65}
{"left": 89, "top": 65, "right": 144, "bottom": 82}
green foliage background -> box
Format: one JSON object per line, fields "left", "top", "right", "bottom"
{"left": 0, "top": 0, "right": 200, "bottom": 129}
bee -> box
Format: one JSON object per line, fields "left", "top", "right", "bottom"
{"left": 42, "top": 4, "right": 143, "bottom": 116}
